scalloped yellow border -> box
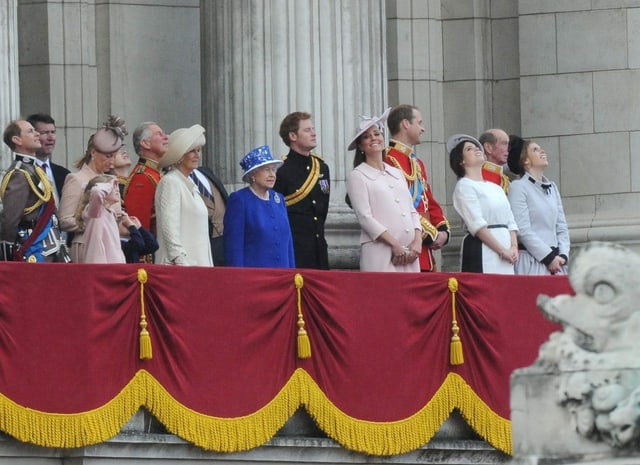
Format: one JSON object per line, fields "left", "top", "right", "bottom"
{"left": 0, "top": 369, "right": 511, "bottom": 455}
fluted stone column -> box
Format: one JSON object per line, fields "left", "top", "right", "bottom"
{"left": 0, "top": 0, "right": 20, "bottom": 174}
{"left": 201, "top": 0, "right": 387, "bottom": 268}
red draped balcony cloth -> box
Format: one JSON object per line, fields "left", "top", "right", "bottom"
{"left": 0, "top": 263, "right": 571, "bottom": 455}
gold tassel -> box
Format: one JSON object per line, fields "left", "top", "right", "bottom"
{"left": 448, "top": 277, "right": 463, "bottom": 365}
{"left": 294, "top": 273, "right": 311, "bottom": 359}
{"left": 138, "top": 268, "right": 152, "bottom": 360}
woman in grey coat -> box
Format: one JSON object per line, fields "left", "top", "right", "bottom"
{"left": 507, "top": 136, "right": 570, "bottom": 275}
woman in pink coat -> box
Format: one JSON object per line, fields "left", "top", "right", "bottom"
{"left": 59, "top": 116, "right": 127, "bottom": 262}
{"left": 346, "top": 108, "right": 422, "bottom": 272}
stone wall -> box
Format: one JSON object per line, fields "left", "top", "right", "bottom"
{"left": 517, "top": 2, "right": 640, "bottom": 255}
{"left": 16, "top": 0, "right": 201, "bottom": 167}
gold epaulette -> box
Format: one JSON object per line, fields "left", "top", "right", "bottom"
{"left": 387, "top": 141, "right": 412, "bottom": 157}
{"left": 0, "top": 167, "right": 52, "bottom": 214}
{"left": 482, "top": 161, "right": 502, "bottom": 174}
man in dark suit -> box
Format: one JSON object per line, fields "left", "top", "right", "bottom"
{"left": 191, "top": 164, "right": 228, "bottom": 266}
{"left": 26, "top": 113, "right": 70, "bottom": 200}
{"left": 274, "top": 112, "right": 330, "bottom": 270}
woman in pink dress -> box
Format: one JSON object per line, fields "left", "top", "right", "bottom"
{"left": 346, "top": 108, "right": 422, "bottom": 272}
{"left": 59, "top": 115, "right": 127, "bottom": 262}
{"left": 74, "top": 174, "right": 130, "bottom": 263}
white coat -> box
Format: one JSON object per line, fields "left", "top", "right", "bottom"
{"left": 154, "top": 169, "right": 213, "bottom": 266}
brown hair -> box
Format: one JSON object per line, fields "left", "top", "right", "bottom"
{"left": 387, "top": 105, "right": 418, "bottom": 135}
{"left": 3, "top": 120, "right": 22, "bottom": 151}
{"left": 278, "top": 112, "right": 312, "bottom": 147}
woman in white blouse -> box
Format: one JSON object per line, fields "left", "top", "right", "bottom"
{"left": 447, "top": 134, "right": 518, "bottom": 274}
{"left": 154, "top": 124, "right": 212, "bottom": 266}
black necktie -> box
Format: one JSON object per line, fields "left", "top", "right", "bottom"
{"left": 190, "top": 173, "right": 215, "bottom": 203}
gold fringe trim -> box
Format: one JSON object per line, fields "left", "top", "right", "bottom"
{"left": 144, "top": 371, "right": 299, "bottom": 452}
{"left": 294, "top": 273, "right": 311, "bottom": 359}
{"left": 137, "top": 268, "right": 152, "bottom": 360}
{"left": 0, "top": 372, "right": 145, "bottom": 448}
{"left": 300, "top": 370, "right": 512, "bottom": 456}
{"left": 448, "top": 277, "right": 464, "bottom": 365}
{"left": 0, "top": 369, "right": 511, "bottom": 455}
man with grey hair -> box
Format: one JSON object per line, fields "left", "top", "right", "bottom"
{"left": 479, "top": 128, "right": 511, "bottom": 193}
{"left": 123, "top": 122, "right": 168, "bottom": 238}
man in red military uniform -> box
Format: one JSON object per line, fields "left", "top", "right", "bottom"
{"left": 385, "top": 105, "right": 450, "bottom": 272}
{"left": 479, "top": 128, "right": 511, "bottom": 193}
{"left": 124, "top": 122, "right": 169, "bottom": 236}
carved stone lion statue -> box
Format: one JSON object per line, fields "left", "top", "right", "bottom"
{"left": 534, "top": 241, "right": 640, "bottom": 448}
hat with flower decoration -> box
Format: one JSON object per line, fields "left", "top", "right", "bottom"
{"left": 240, "top": 145, "right": 283, "bottom": 182}
{"left": 347, "top": 107, "right": 391, "bottom": 151}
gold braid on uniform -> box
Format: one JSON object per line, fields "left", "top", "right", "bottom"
{"left": 122, "top": 163, "right": 160, "bottom": 199}
{"left": 500, "top": 175, "right": 510, "bottom": 194}
{"left": 284, "top": 156, "right": 320, "bottom": 207}
{"left": 387, "top": 155, "right": 421, "bottom": 182}
{"left": 387, "top": 155, "right": 426, "bottom": 208}
{"left": 0, "top": 167, "right": 52, "bottom": 214}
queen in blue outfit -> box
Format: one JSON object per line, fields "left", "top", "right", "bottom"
{"left": 223, "top": 145, "right": 295, "bottom": 268}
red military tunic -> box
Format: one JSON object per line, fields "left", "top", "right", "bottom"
{"left": 481, "top": 161, "right": 510, "bottom": 193}
{"left": 123, "top": 158, "right": 161, "bottom": 235}
{"left": 385, "top": 140, "right": 450, "bottom": 271}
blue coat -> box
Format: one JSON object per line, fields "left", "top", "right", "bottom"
{"left": 223, "top": 187, "right": 295, "bottom": 268}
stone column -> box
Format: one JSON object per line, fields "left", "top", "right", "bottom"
{"left": 0, "top": 0, "right": 20, "bottom": 173}
{"left": 201, "top": 0, "right": 387, "bottom": 268}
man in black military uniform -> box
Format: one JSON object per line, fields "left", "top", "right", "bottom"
{"left": 274, "top": 112, "right": 330, "bottom": 269}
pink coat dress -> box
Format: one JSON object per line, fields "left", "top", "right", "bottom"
{"left": 346, "top": 163, "right": 421, "bottom": 272}
{"left": 82, "top": 183, "right": 125, "bottom": 264}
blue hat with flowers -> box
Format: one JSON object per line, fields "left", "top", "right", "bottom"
{"left": 239, "top": 145, "right": 283, "bottom": 182}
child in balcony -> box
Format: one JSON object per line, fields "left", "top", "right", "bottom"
{"left": 75, "top": 174, "right": 127, "bottom": 263}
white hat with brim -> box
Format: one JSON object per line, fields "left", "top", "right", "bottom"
{"left": 347, "top": 107, "right": 391, "bottom": 151}
{"left": 161, "top": 124, "right": 206, "bottom": 168}
{"left": 446, "top": 134, "right": 484, "bottom": 154}
{"left": 240, "top": 145, "right": 283, "bottom": 183}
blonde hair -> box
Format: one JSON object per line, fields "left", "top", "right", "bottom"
{"left": 74, "top": 174, "right": 116, "bottom": 230}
